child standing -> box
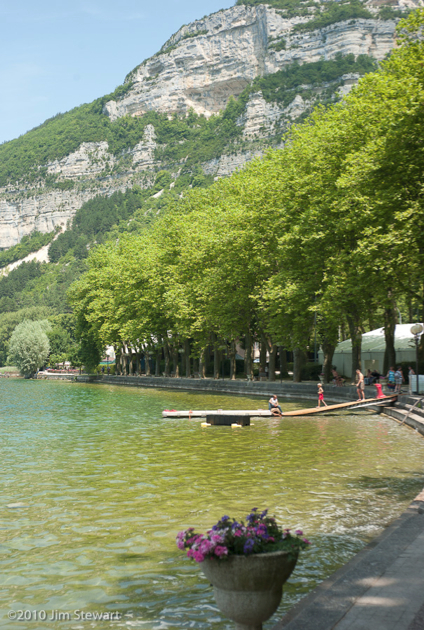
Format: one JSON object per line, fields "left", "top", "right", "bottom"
{"left": 317, "top": 383, "right": 328, "bottom": 408}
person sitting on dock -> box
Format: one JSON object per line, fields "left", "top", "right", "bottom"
{"left": 332, "top": 368, "right": 343, "bottom": 386}
{"left": 356, "top": 369, "right": 365, "bottom": 401}
{"left": 269, "top": 394, "right": 282, "bottom": 416}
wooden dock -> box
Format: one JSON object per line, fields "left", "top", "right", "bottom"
{"left": 281, "top": 395, "right": 398, "bottom": 416}
{"left": 162, "top": 395, "right": 397, "bottom": 420}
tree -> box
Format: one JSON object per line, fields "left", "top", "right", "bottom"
{"left": 7, "top": 320, "right": 51, "bottom": 377}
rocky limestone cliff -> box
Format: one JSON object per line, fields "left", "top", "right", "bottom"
{"left": 0, "top": 1, "right": 417, "bottom": 250}
{"left": 104, "top": 5, "right": 396, "bottom": 120}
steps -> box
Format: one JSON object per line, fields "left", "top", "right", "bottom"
{"left": 383, "top": 395, "right": 424, "bottom": 436}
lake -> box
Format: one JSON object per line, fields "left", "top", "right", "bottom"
{"left": 1, "top": 379, "right": 423, "bottom": 629}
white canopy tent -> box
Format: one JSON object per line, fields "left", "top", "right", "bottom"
{"left": 318, "top": 324, "right": 423, "bottom": 378}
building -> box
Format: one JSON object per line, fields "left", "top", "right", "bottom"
{"left": 318, "top": 324, "right": 423, "bottom": 378}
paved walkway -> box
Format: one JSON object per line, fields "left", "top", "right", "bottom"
{"left": 273, "top": 490, "right": 424, "bottom": 630}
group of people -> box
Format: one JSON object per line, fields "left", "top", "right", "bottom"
{"left": 268, "top": 364, "right": 412, "bottom": 415}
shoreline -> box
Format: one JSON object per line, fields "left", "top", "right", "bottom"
{"left": 40, "top": 372, "right": 376, "bottom": 403}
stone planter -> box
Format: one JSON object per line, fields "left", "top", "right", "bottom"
{"left": 200, "top": 550, "right": 298, "bottom": 630}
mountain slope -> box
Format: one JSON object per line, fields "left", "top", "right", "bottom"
{"left": 0, "top": 0, "right": 418, "bottom": 250}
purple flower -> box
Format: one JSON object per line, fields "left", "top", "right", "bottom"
{"left": 295, "top": 529, "right": 303, "bottom": 536}
{"left": 243, "top": 538, "right": 255, "bottom": 554}
{"left": 260, "top": 509, "right": 268, "bottom": 518}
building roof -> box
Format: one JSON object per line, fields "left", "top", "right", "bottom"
{"left": 334, "top": 324, "right": 423, "bottom": 354}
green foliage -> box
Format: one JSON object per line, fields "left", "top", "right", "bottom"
{"left": 0, "top": 261, "right": 43, "bottom": 309}
{"left": 249, "top": 54, "right": 376, "bottom": 106}
{"left": 7, "top": 319, "right": 51, "bottom": 377}
{"left": 0, "top": 230, "right": 56, "bottom": 269}
{"left": 0, "top": 306, "right": 52, "bottom": 366}
{"left": 48, "top": 188, "right": 146, "bottom": 262}
{"left": 47, "top": 313, "right": 81, "bottom": 367}
{"left": 236, "top": 0, "right": 316, "bottom": 19}
{"left": 301, "top": 363, "right": 323, "bottom": 381}
{"left": 378, "top": 6, "right": 408, "bottom": 20}
{"left": 51, "top": 180, "right": 75, "bottom": 191}
{"left": 268, "top": 38, "right": 286, "bottom": 51}
{"left": 293, "top": 0, "right": 373, "bottom": 33}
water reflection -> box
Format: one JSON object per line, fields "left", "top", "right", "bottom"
{"left": 0, "top": 380, "right": 423, "bottom": 629}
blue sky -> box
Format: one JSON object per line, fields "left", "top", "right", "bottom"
{"left": 0, "top": 0, "right": 233, "bottom": 144}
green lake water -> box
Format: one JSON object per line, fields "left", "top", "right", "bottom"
{"left": 1, "top": 379, "right": 424, "bottom": 630}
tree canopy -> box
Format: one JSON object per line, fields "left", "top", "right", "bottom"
{"left": 7, "top": 319, "right": 51, "bottom": 377}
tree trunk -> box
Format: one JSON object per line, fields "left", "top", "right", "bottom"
{"left": 278, "top": 346, "right": 287, "bottom": 377}
{"left": 268, "top": 344, "right": 277, "bottom": 381}
{"left": 245, "top": 330, "right": 253, "bottom": 379}
{"left": 155, "top": 348, "right": 161, "bottom": 376}
{"left": 293, "top": 347, "right": 305, "bottom": 382}
{"left": 260, "top": 334, "right": 267, "bottom": 374}
{"left": 145, "top": 350, "right": 150, "bottom": 376}
{"left": 212, "top": 333, "right": 220, "bottom": 379}
{"left": 200, "top": 349, "right": 206, "bottom": 378}
{"left": 164, "top": 340, "right": 171, "bottom": 377}
{"left": 322, "top": 340, "right": 336, "bottom": 384}
{"left": 192, "top": 357, "right": 199, "bottom": 377}
{"left": 172, "top": 344, "right": 180, "bottom": 378}
{"left": 383, "top": 301, "right": 396, "bottom": 373}
{"left": 184, "top": 339, "right": 191, "bottom": 377}
{"left": 229, "top": 340, "right": 237, "bottom": 380}
{"left": 347, "top": 315, "right": 362, "bottom": 379}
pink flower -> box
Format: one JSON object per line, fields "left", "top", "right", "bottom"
{"left": 193, "top": 550, "right": 205, "bottom": 562}
{"left": 177, "top": 540, "right": 185, "bottom": 550}
{"left": 303, "top": 538, "right": 311, "bottom": 545}
{"left": 199, "top": 539, "right": 214, "bottom": 554}
{"left": 214, "top": 545, "right": 228, "bottom": 557}
{"left": 234, "top": 530, "right": 242, "bottom": 537}
{"left": 212, "top": 534, "right": 224, "bottom": 543}
{"left": 295, "top": 529, "right": 303, "bottom": 536}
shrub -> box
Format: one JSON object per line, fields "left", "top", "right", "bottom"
{"left": 7, "top": 319, "right": 51, "bottom": 377}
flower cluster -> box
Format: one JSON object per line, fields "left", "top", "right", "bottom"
{"left": 176, "top": 508, "right": 310, "bottom": 563}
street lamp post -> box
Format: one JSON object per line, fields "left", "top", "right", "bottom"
{"left": 410, "top": 323, "right": 423, "bottom": 394}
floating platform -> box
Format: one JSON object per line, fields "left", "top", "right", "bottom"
{"left": 162, "top": 395, "right": 397, "bottom": 420}
{"left": 162, "top": 409, "right": 272, "bottom": 418}
{"left": 206, "top": 414, "right": 251, "bottom": 427}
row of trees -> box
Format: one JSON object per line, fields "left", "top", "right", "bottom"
{"left": 68, "top": 11, "right": 424, "bottom": 382}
